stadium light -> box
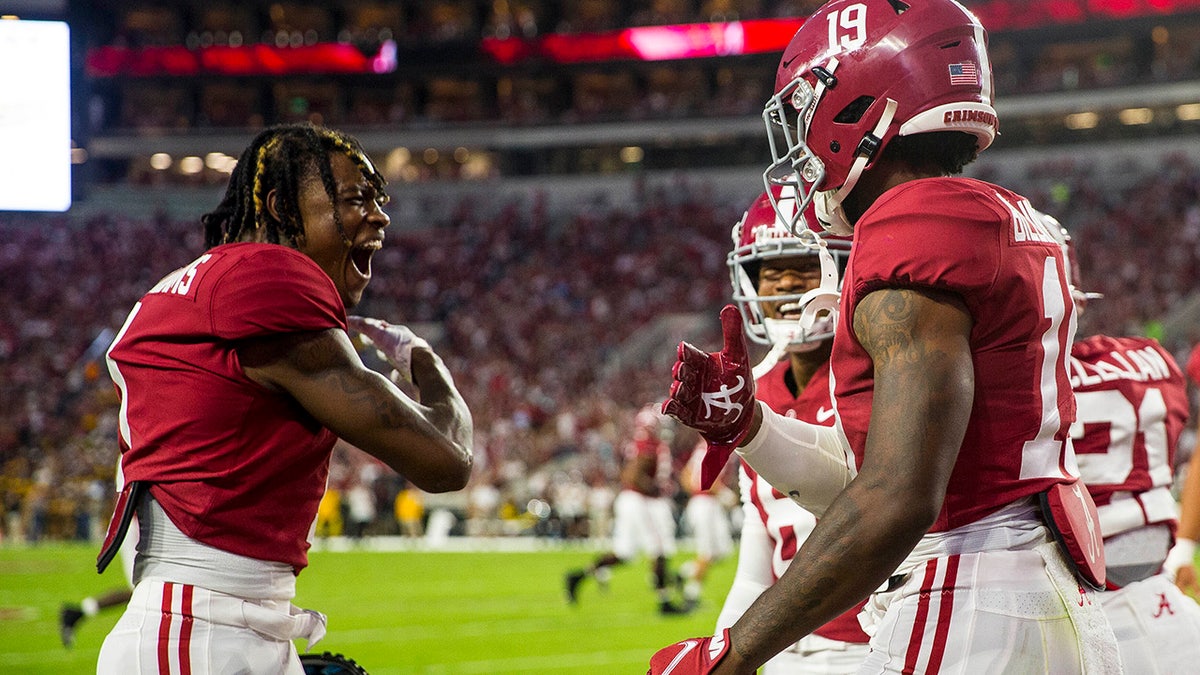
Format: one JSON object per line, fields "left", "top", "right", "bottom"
{"left": 1118, "top": 107, "right": 1153, "bottom": 125}
{"left": 179, "top": 156, "right": 203, "bottom": 174}
{"left": 1064, "top": 112, "right": 1099, "bottom": 130}
{"left": 1177, "top": 103, "right": 1200, "bottom": 121}
{"left": 150, "top": 153, "right": 172, "bottom": 170}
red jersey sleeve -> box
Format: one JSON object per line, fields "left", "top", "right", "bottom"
{"left": 847, "top": 179, "right": 1004, "bottom": 309}
{"left": 209, "top": 245, "right": 346, "bottom": 339}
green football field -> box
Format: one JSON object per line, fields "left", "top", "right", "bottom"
{"left": 0, "top": 541, "right": 736, "bottom": 674}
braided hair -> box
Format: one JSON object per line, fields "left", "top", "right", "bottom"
{"left": 202, "top": 123, "right": 387, "bottom": 249}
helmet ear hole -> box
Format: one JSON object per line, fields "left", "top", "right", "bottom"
{"left": 834, "top": 96, "right": 875, "bottom": 124}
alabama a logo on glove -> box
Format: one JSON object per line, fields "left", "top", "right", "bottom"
{"left": 701, "top": 376, "right": 746, "bottom": 420}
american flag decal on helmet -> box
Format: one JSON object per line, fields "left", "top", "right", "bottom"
{"left": 948, "top": 62, "right": 978, "bottom": 86}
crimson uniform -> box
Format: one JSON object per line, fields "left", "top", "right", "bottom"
{"left": 612, "top": 428, "right": 677, "bottom": 561}
{"left": 833, "top": 178, "right": 1118, "bottom": 673}
{"left": 99, "top": 243, "right": 344, "bottom": 673}
{"left": 1070, "top": 334, "right": 1200, "bottom": 671}
{"left": 717, "top": 361, "right": 869, "bottom": 674}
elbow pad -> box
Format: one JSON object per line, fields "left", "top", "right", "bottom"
{"left": 735, "top": 403, "right": 856, "bottom": 517}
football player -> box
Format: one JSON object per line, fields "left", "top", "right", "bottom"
{"left": 1050, "top": 214, "right": 1200, "bottom": 672}
{"left": 97, "top": 124, "right": 473, "bottom": 673}
{"left": 650, "top": 0, "right": 1121, "bottom": 671}
{"left": 712, "top": 188, "right": 871, "bottom": 673}
{"left": 678, "top": 438, "right": 736, "bottom": 610}
{"left": 566, "top": 405, "right": 691, "bottom": 615}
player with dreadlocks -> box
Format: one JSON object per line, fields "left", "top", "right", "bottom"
{"left": 96, "top": 123, "right": 473, "bottom": 674}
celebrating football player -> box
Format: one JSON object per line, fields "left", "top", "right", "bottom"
{"left": 97, "top": 123, "right": 473, "bottom": 673}
{"left": 650, "top": 0, "right": 1121, "bottom": 671}
{"left": 711, "top": 189, "right": 872, "bottom": 673}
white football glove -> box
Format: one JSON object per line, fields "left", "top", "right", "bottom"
{"left": 347, "top": 316, "right": 430, "bottom": 384}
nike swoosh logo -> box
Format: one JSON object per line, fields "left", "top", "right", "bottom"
{"left": 816, "top": 406, "right": 836, "bottom": 423}
{"left": 662, "top": 640, "right": 698, "bottom": 674}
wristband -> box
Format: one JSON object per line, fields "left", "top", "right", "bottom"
{"left": 1164, "top": 537, "right": 1198, "bottom": 580}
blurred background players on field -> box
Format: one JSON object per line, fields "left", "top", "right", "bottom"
{"left": 679, "top": 440, "right": 737, "bottom": 610}
{"left": 564, "top": 405, "right": 693, "bottom": 615}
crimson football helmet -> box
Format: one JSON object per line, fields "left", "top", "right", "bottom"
{"left": 728, "top": 186, "right": 851, "bottom": 360}
{"left": 1040, "top": 210, "right": 1102, "bottom": 307}
{"left": 764, "top": 0, "right": 998, "bottom": 235}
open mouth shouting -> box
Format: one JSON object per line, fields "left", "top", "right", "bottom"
{"left": 350, "top": 238, "right": 382, "bottom": 279}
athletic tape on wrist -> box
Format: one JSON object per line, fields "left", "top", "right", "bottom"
{"left": 1164, "top": 537, "right": 1198, "bottom": 579}
{"left": 735, "top": 407, "right": 856, "bottom": 517}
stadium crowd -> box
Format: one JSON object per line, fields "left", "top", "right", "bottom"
{"left": 2, "top": 154, "right": 1199, "bottom": 545}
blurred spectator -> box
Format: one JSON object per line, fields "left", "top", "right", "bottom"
{"left": 394, "top": 482, "right": 425, "bottom": 537}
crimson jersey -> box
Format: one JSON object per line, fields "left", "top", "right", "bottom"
{"left": 106, "top": 243, "right": 347, "bottom": 572}
{"left": 832, "top": 177, "right": 1077, "bottom": 532}
{"left": 623, "top": 436, "right": 670, "bottom": 497}
{"left": 1070, "top": 335, "right": 1188, "bottom": 516}
{"left": 744, "top": 359, "right": 868, "bottom": 644}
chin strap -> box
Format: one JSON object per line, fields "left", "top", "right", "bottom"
{"left": 816, "top": 97, "right": 899, "bottom": 235}
{"left": 752, "top": 340, "right": 790, "bottom": 379}
{"left": 799, "top": 239, "right": 841, "bottom": 332}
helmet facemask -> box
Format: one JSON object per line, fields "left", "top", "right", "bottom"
{"left": 763, "top": 66, "right": 830, "bottom": 235}
{"left": 728, "top": 190, "right": 849, "bottom": 375}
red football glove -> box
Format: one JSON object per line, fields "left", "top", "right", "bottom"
{"left": 647, "top": 630, "right": 731, "bottom": 675}
{"left": 662, "top": 305, "right": 756, "bottom": 490}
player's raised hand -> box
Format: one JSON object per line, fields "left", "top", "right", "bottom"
{"left": 662, "top": 305, "right": 756, "bottom": 489}
{"left": 348, "top": 316, "right": 431, "bottom": 385}
{"left": 647, "top": 630, "right": 732, "bottom": 675}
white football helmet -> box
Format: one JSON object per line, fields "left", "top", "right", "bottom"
{"left": 728, "top": 186, "right": 851, "bottom": 357}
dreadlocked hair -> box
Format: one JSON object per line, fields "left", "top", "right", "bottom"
{"left": 202, "top": 123, "right": 387, "bottom": 249}
{"left": 879, "top": 131, "right": 980, "bottom": 177}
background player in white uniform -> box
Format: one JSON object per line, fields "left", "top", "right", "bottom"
{"left": 649, "top": 0, "right": 1120, "bottom": 671}
{"left": 680, "top": 440, "right": 736, "bottom": 609}
{"left": 1051, "top": 216, "right": 1200, "bottom": 673}
{"left": 565, "top": 406, "right": 690, "bottom": 615}
{"left": 714, "top": 189, "right": 870, "bottom": 674}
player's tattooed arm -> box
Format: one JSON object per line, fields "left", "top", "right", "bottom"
{"left": 710, "top": 288, "right": 974, "bottom": 674}
{"left": 239, "top": 328, "right": 473, "bottom": 492}
{"left": 852, "top": 287, "right": 973, "bottom": 524}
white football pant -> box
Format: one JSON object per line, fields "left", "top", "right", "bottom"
{"left": 612, "top": 490, "right": 677, "bottom": 560}
{"left": 1101, "top": 572, "right": 1200, "bottom": 674}
{"left": 685, "top": 493, "right": 734, "bottom": 562}
{"left": 98, "top": 580, "right": 324, "bottom": 675}
{"left": 858, "top": 543, "right": 1120, "bottom": 674}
